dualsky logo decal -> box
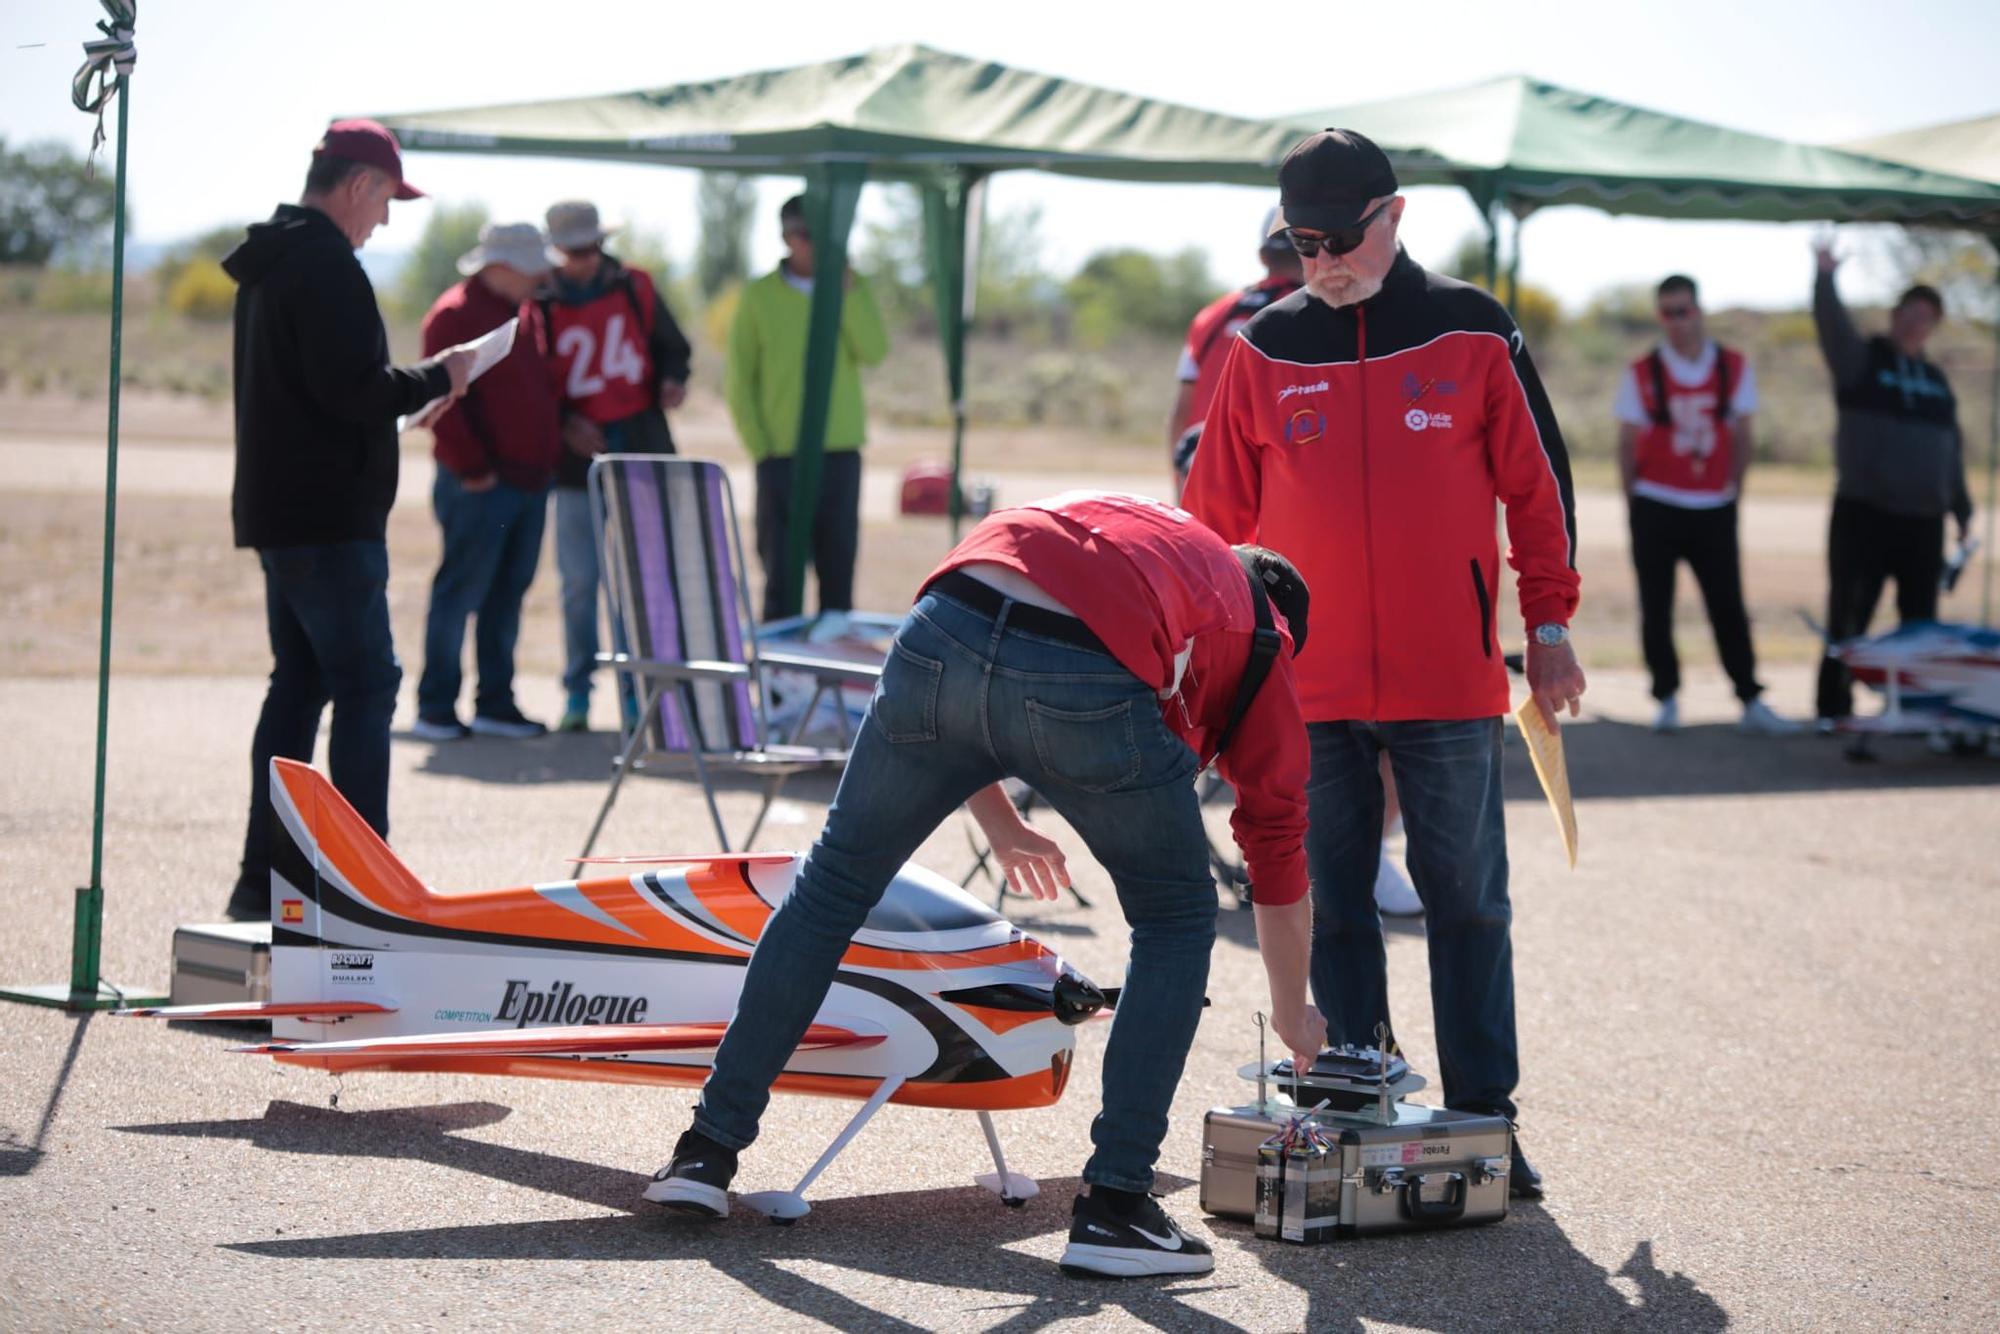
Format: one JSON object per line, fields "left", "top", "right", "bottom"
{"left": 1278, "top": 380, "right": 1329, "bottom": 403}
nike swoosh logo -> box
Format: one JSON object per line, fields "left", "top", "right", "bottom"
{"left": 1130, "top": 1224, "right": 1184, "bottom": 1251}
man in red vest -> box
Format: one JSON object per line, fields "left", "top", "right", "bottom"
{"left": 534, "top": 199, "right": 693, "bottom": 733}
{"left": 1614, "top": 274, "right": 1797, "bottom": 735}
{"left": 1169, "top": 208, "right": 1302, "bottom": 497}
{"left": 647, "top": 492, "right": 1324, "bottom": 1280}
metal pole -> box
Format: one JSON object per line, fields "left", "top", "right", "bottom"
{"left": 72, "top": 72, "right": 132, "bottom": 999}
{"left": 1983, "top": 255, "right": 1998, "bottom": 626}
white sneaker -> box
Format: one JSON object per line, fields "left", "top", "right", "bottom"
{"left": 1739, "top": 699, "right": 1803, "bottom": 736}
{"left": 1374, "top": 847, "right": 1423, "bottom": 916}
{"left": 1651, "top": 698, "right": 1680, "bottom": 733}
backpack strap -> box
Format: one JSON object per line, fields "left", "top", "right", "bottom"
{"left": 1714, "top": 344, "right": 1734, "bottom": 421}
{"left": 1210, "top": 567, "right": 1281, "bottom": 762}
{"left": 1645, "top": 349, "right": 1671, "bottom": 428}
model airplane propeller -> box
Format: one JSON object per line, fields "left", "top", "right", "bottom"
{"left": 120, "top": 758, "right": 1114, "bottom": 1221}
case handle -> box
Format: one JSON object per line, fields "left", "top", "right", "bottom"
{"left": 1396, "top": 1170, "right": 1468, "bottom": 1224}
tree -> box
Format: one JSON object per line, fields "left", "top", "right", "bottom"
{"left": 1064, "top": 246, "right": 1215, "bottom": 346}
{"left": 396, "top": 201, "right": 489, "bottom": 315}
{"left": 854, "top": 184, "right": 932, "bottom": 330}
{"left": 0, "top": 137, "right": 118, "bottom": 266}
{"left": 1879, "top": 227, "right": 1998, "bottom": 323}
{"left": 695, "top": 174, "right": 757, "bottom": 300}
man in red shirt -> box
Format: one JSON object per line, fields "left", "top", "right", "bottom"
{"left": 1185, "top": 129, "right": 1588, "bottom": 1200}
{"left": 1170, "top": 209, "right": 1302, "bottom": 495}
{"left": 1614, "top": 274, "right": 1797, "bottom": 735}
{"left": 648, "top": 492, "right": 1324, "bottom": 1280}
{"left": 411, "top": 223, "right": 562, "bottom": 740}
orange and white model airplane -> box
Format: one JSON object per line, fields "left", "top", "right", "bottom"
{"left": 120, "top": 759, "right": 1113, "bottom": 1221}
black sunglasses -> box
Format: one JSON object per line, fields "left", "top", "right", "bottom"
{"left": 1285, "top": 200, "right": 1391, "bottom": 259}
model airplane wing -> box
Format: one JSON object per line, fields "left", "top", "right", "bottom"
{"left": 114, "top": 1000, "right": 398, "bottom": 1021}
{"left": 233, "top": 1021, "right": 881, "bottom": 1059}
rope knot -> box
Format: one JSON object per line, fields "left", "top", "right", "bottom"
{"left": 71, "top": 1, "right": 138, "bottom": 171}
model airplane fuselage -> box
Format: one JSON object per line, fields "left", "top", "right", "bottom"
{"left": 1834, "top": 620, "right": 2000, "bottom": 751}
{"left": 122, "top": 759, "right": 1109, "bottom": 1217}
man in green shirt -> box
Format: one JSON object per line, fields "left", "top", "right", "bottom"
{"left": 726, "top": 195, "right": 889, "bottom": 620}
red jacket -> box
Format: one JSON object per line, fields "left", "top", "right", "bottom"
{"left": 928, "top": 492, "right": 1310, "bottom": 906}
{"left": 421, "top": 277, "right": 561, "bottom": 491}
{"left": 1184, "top": 251, "right": 1579, "bottom": 722}
{"left": 1180, "top": 275, "right": 1301, "bottom": 427}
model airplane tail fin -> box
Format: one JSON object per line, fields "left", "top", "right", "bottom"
{"left": 267, "top": 757, "right": 431, "bottom": 925}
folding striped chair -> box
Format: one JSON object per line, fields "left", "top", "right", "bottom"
{"left": 574, "top": 456, "right": 882, "bottom": 869}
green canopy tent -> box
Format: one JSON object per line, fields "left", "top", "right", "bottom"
{"left": 1838, "top": 111, "right": 2000, "bottom": 623}
{"left": 1293, "top": 78, "right": 2000, "bottom": 627}
{"left": 1295, "top": 75, "right": 2000, "bottom": 296}
{"left": 375, "top": 44, "right": 1431, "bottom": 614}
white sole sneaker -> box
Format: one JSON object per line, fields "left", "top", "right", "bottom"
{"left": 643, "top": 1176, "right": 729, "bottom": 1217}
{"left": 409, "top": 718, "right": 468, "bottom": 741}
{"left": 469, "top": 716, "right": 546, "bottom": 739}
{"left": 1058, "top": 1242, "right": 1215, "bottom": 1279}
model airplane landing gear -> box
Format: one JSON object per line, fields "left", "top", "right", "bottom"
{"left": 974, "top": 1110, "right": 1038, "bottom": 1206}
{"left": 742, "top": 1075, "right": 907, "bottom": 1224}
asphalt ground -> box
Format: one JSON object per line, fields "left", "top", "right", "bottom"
{"left": 3, "top": 661, "right": 1997, "bottom": 1331}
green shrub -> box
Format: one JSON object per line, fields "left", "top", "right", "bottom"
{"left": 164, "top": 260, "right": 235, "bottom": 321}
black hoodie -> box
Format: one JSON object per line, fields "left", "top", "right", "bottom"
{"left": 223, "top": 204, "right": 450, "bottom": 549}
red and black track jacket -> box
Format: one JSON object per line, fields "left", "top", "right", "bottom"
{"left": 1183, "top": 250, "right": 1579, "bottom": 723}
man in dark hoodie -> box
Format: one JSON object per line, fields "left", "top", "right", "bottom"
{"left": 1811, "top": 239, "right": 1974, "bottom": 726}
{"left": 222, "top": 119, "right": 473, "bottom": 920}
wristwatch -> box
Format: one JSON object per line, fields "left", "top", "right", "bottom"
{"left": 1532, "top": 623, "right": 1570, "bottom": 647}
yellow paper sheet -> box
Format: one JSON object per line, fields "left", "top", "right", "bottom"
{"left": 1513, "top": 696, "right": 1578, "bottom": 868}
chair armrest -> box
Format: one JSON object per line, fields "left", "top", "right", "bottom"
{"left": 758, "top": 649, "right": 885, "bottom": 686}
{"left": 597, "top": 654, "right": 752, "bottom": 683}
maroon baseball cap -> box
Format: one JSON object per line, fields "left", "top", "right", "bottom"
{"left": 314, "top": 118, "right": 424, "bottom": 200}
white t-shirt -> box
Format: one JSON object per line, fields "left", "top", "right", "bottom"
{"left": 1612, "top": 340, "right": 1760, "bottom": 508}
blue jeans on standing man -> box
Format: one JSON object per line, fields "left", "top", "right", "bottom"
{"left": 235, "top": 540, "right": 399, "bottom": 907}
{"left": 415, "top": 471, "right": 548, "bottom": 722}
{"left": 1305, "top": 717, "right": 1518, "bottom": 1120}
{"left": 693, "top": 587, "right": 1218, "bottom": 1193}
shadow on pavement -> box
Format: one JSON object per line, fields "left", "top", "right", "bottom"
{"left": 1520, "top": 718, "right": 1999, "bottom": 802}
{"left": 1233, "top": 1206, "right": 1728, "bottom": 1331}
{"left": 0, "top": 1013, "right": 91, "bottom": 1177}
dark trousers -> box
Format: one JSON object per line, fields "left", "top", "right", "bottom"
{"left": 1628, "top": 496, "right": 1762, "bottom": 703}
{"left": 754, "top": 449, "right": 862, "bottom": 621}
{"left": 1815, "top": 497, "right": 1944, "bottom": 719}
{"left": 237, "top": 540, "right": 400, "bottom": 904}
{"left": 1305, "top": 718, "right": 1518, "bottom": 1120}
{"left": 415, "top": 473, "right": 548, "bottom": 721}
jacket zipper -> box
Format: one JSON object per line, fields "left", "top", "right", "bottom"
{"left": 1357, "top": 304, "right": 1381, "bottom": 717}
{"left": 1469, "top": 558, "right": 1493, "bottom": 659}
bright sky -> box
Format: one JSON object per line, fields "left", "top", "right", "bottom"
{"left": 4, "top": 0, "right": 1996, "bottom": 310}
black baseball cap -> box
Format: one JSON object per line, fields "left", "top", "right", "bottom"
{"left": 1270, "top": 128, "right": 1399, "bottom": 235}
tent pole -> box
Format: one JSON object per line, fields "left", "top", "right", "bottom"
{"left": 921, "top": 170, "right": 980, "bottom": 540}
{"left": 1505, "top": 205, "right": 1524, "bottom": 319}
{"left": 778, "top": 164, "right": 867, "bottom": 620}
{"left": 1983, "top": 254, "right": 1998, "bottom": 626}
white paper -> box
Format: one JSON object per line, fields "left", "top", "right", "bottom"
{"left": 400, "top": 317, "right": 518, "bottom": 433}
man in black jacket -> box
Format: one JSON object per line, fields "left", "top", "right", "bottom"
{"left": 1811, "top": 239, "right": 1974, "bottom": 725}
{"left": 223, "top": 119, "right": 473, "bottom": 920}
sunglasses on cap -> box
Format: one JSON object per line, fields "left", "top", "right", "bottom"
{"left": 1285, "top": 200, "right": 1391, "bottom": 259}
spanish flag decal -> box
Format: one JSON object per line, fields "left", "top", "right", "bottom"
{"left": 281, "top": 900, "right": 304, "bottom": 924}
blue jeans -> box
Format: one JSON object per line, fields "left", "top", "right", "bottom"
{"left": 695, "top": 589, "right": 1217, "bottom": 1193}
{"left": 415, "top": 472, "right": 548, "bottom": 720}
{"left": 238, "top": 540, "right": 400, "bottom": 891}
{"left": 553, "top": 485, "right": 599, "bottom": 704}
{"left": 1305, "top": 718, "right": 1518, "bottom": 1120}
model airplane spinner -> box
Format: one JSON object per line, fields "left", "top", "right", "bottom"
{"left": 119, "top": 758, "right": 1113, "bottom": 1221}
{"left": 1832, "top": 620, "right": 2000, "bottom": 756}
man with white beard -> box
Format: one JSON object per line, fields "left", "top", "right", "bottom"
{"left": 1183, "top": 128, "right": 1586, "bottom": 1200}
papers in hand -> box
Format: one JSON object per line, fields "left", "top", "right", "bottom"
{"left": 1513, "top": 695, "right": 1577, "bottom": 868}
{"left": 400, "top": 317, "right": 518, "bottom": 433}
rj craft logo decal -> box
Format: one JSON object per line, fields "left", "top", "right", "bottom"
{"left": 280, "top": 900, "right": 304, "bottom": 924}
{"left": 330, "top": 951, "right": 374, "bottom": 984}
{"left": 1286, "top": 408, "right": 1325, "bottom": 444}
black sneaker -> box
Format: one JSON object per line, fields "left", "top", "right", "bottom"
{"left": 410, "top": 714, "right": 471, "bottom": 741}
{"left": 470, "top": 704, "right": 547, "bottom": 739}
{"left": 1059, "top": 1189, "right": 1213, "bottom": 1279}
{"left": 642, "top": 1129, "right": 738, "bottom": 1217}
{"left": 1510, "top": 1134, "right": 1545, "bottom": 1200}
